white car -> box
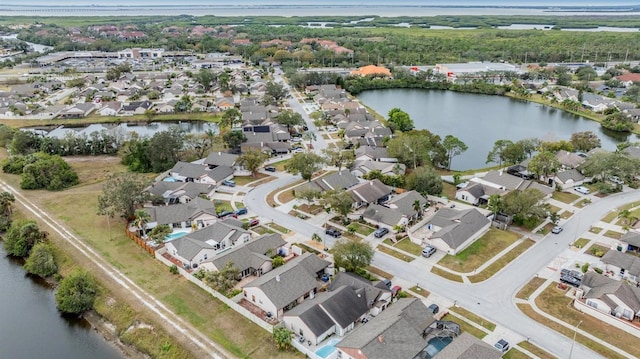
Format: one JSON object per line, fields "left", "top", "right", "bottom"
{"left": 574, "top": 186, "right": 590, "bottom": 195}
{"left": 327, "top": 127, "right": 338, "bottom": 132}
{"left": 292, "top": 148, "right": 304, "bottom": 154}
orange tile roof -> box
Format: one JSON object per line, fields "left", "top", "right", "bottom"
{"left": 350, "top": 65, "right": 392, "bottom": 77}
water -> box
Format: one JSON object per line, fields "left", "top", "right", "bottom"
{"left": 0, "top": 34, "right": 53, "bottom": 53}
{"left": 424, "top": 336, "right": 453, "bottom": 358}
{"left": 165, "top": 231, "right": 188, "bottom": 241}
{"left": 0, "top": 247, "right": 123, "bottom": 359}
{"left": 358, "top": 89, "right": 631, "bottom": 170}
{"left": 315, "top": 338, "right": 341, "bottom": 358}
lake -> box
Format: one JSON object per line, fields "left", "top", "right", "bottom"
{"left": 0, "top": 247, "right": 123, "bottom": 359}
{"left": 358, "top": 89, "right": 632, "bottom": 170}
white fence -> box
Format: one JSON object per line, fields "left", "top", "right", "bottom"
{"left": 574, "top": 299, "right": 640, "bottom": 339}
{"left": 154, "top": 247, "right": 274, "bottom": 332}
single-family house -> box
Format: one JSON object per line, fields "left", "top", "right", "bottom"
{"left": 242, "top": 252, "right": 331, "bottom": 319}
{"left": 300, "top": 170, "right": 360, "bottom": 193}
{"left": 204, "top": 151, "right": 239, "bottom": 169}
{"left": 620, "top": 231, "right": 640, "bottom": 253}
{"left": 582, "top": 93, "right": 613, "bottom": 113}
{"left": 335, "top": 298, "right": 435, "bottom": 359}
{"left": 554, "top": 169, "right": 586, "bottom": 188}
{"left": 354, "top": 147, "right": 391, "bottom": 162}
{"left": 215, "top": 97, "right": 235, "bottom": 111}
{"left": 57, "top": 103, "right": 96, "bottom": 119}
{"left": 201, "top": 233, "right": 287, "bottom": 277}
{"left": 283, "top": 285, "right": 369, "bottom": 345}
{"left": 433, "top": 332, "right": 502, "bottom": 359}
{"left": 164, "top": 220, "right": 250, "bottom": 269}
{"left": 361, "top": 191, "right": 427, "bottom": 229}
{"left": 576, "top": 272, "right": 640, "bottom": 322}
{"left": 144, "top": 197, "right": 218, "bottom": 232}
{"left": 556, "top": 150, "right": 586, "bottom": 169}
{"left": 601, "top": 250, "right": 640, "bottom": 284}
{"left": 350, "top": 160, "right": 405, "bottom": 178}
{"left": 122, "top": 100, "right": 153, "bottom": 115}
{"left": 98, "top": 101, "right": 122, "bottom": 116}
{"left": 168, "top": 161, "right": 234, "bottom": 186}
{"left": 426, "top": 208, "right": 491, "bottom": 255}
{"left": 347, "top": 179, "right": 392, "bottom": 208}
{"left": 328, "top": 272, "right": 393, "bottom": 316}
{"left": 457, "top": 170, "right": 553, "bottom": 205}
{"left": 146, "top": 181, "right": 216, "bottom": 204}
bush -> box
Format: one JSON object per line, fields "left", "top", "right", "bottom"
{"left": 581, "top": 262, "right": 590, "bottom": 273}
{"left": 594, "top": 267, "right": 603, "bottom": 274}
{"left": 169, "top": 264, "right": 179, "bottom": 275}
{"left": 55, "top": 270, "right": 98, "bottom": 314}
{"left": 24, "top": 242, "right": 57, "bottom": 277}
{"left": 590, "top": 247, "right": 605, "bottom": 257}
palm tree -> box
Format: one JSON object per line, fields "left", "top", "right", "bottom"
{"left": 303, "top": 131, "right": 317, "bottom": 150}
{"left": 618, "top": 209, "right": 638, "bottom": 227}
{"left": 413, "top": 199, "right": 423, "bottom": 219}
{"left": 133, "top": 210, "right": 151, "bottom": 238}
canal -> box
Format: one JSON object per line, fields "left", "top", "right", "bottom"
{"left": 358, "top": 89, "right": 633, "bottom": 170}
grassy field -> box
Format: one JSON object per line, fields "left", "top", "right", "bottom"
{"left": 376, "top": 245, "right": 413, "bottom": 262}
{"left": 468, "top": 238, "right": 535, "bottom": 283}
{"left": 515, "top": 277, "right": 547, "bottom": 300}
{"left": 0, "top": 156, "right": 301, "bottom": 359}
{"left": 449, "top": 306, "right": 496, "bottom": 331}
{"left": 572, "top": 238, "right": 590, "bottom": 249}
{"left": 430, "top": 267, "right": 463, "bottom": 283}
{"left": 551, "top": 191, "right": 580, "bottom": 204}
{"left": 535, "top": 285, "right": 640, "bottom": 358}
{"left": 438, "top": 228, "right": 520, "bottom": 273}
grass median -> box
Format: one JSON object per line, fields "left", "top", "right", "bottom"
{"left": 430, "top": 266, "right": 463, "bottom": 283}
{"left": 468, "top": 238, "right": 535, "bottom": 283}
{"left": 515, "top": 277, "right": 547, "bottom": 300}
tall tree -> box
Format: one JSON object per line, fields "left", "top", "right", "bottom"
{"left": 570, "top": 131, "right": 601, "bottom": 152}
{"left": 486, "top": 139, "right": 513, "bottom": 167}
{"left": 24, "top": 242, "right": 57, "bottom": 278}
{"left": 97, "top": 172, "right": 151, "bottom": 219}
{"left": 284, "top": 152, "right": 325, "bottom": 182}
{"left": 332, "top": 237, "right": 375, "bottom": 273}
{"left": 237, "top": 149, "right": 269, "bottom": 177}
{"left": 442, "top": 135, "right": 468, "bottom": 170}
{"left": 204, "top": 261, "right": 240, "bottom": 296}
{"left": 147, "top": 127, "right": 185, "bottom": 172}
{"left": 265, "top": 81, "right": 288, "bottom": 103}
{"left": 219, "top": 108, "right": 242, "bottom": 129}
{"left": 387, "top": 107, "right": 414, "bottom": 132}
{"left": 321, "top": 190, "right": 354, "bottom": 220}
{"left": 222, "top": 130, "right": 247, "bottom": 152}
{"left": 322, "top": 148, "right": 355, "bottom": 171}
{"left": 275, "top": 110, "right": 304, "bottom": 133}
{"left": 527, "top": 151, "right": 560, "bottom": 179}
{"left": 405, "top": 165, "right": 443, "bottom": 196}
{"left": 387, "top": 130, "right": 446, "bottom": 169}
{"left": 3, "top": 220, "right": 48, "bottom": 258}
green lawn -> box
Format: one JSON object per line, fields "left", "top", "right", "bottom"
{"left": 551, "top": 191, "right": 580, "bottom": 204}
{"left": 410, "top": 286, "right": 430, "bottom": 298}
{"left": 535, "top": 285, "right": 640, "bottom": 358}
{"left": 347, "top": 222, "right": 376, "bottom": 236}
{"left": 601, "top": 211, "right": 619, "bottom": 223}
{"left": 515, "top": 277, "right": 547, "bottom": 300}
{"left": 368, "top": 265, "right": 393, "bottom": 280}
{"left": 502, "top": 348, "right": 532, "bottom": 359}
{"left": 573, "top": 238, "right": 590, "bottom": 249}
{"left": 469, "top": 239, "right": 535, "bottom": 283}
{"left": 376, "top": 245, "right": 413, "bottom": 262}
{"left": 518, "top": 341, "right": 556, "bottom": 359}
{"left": 589, "top": 226, "right": 603, "bottom": 234}
{"left": 267, "top": 223, "right": 291, "bottom": 234}
{"left": 438, "top": 228, "right": 521, "bottom": 273}
{"left": 537, "top": 222, "right": 555, "bottom": 235}
{"left": 547, "top": 204, "right": 562, "bottom": 214}
{"left": 392, "top": 237, "right": 423, "bottom": 256}
{"left": 586, "top": 243, "right": 609, "bottom": 258}
{"left": 430, "top": 266, "right": 463, "bottom": 282}
{"left": 603, "top": 230, "right": 623, "bottom": 240}
{"left": 441, "top": 182, "right": 457, "bottom": 200}
{"left": 252, "top": 226, "right": 275, "bottom": 235}
{"left": 233, "top": 173, "right": 269, "bottom": 186}
{"left": 560, "top": 210, "right": 573, "bottom": 219}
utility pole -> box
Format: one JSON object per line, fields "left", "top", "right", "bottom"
{"left": 568, "top": 320, "right": 582, "bottom": 359}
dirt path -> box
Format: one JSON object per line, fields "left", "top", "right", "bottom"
{"left": 0, "top": 179, "right": 233, "bottom": 359}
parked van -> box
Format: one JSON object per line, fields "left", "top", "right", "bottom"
{"left": 574, "top": 186, "right": 590, "bottom": 195}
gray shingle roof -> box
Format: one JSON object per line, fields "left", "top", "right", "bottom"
{"left": 556, "top": 169, "right": 585, "bottom": 183}
{"left": 285, "top": 300, "right": 335, "bottom": 336}
{"left": 328, "top": 272, "right": 390, "bottom": 308}
{"left": 621, "top": 231, "right": 640, "bottom": 248}
{"left": 348, "top": 179, "right": 391, "bottom": 204}
{"left": 313, "top": 170, "right": 360, "bottom": 191}
{"left": 435, "top": 332, "right": 501, "bottom": 359}
{"left": 146, "top": 197, "right": 217, "bottom": 225}
{"left": 362, "top": 204, "right": 403, "bottom": 227}
{"left": 481, "top": 170, "right": 525, "bottom": 190}
{"left": 167, "top": 220, "right": 248, "bottom": 260}
{"left": 208, "top": 233, "right": 286, "bottom": 273}
{"left": 429, "top": 208, "right": 490, "bottom": 250}
{"left": 243, "top": 253, "right": 330, "bottom": 310}
{"left": 204, "top": 151, "right": 238, "bottom": 167}
{"left": 337, "top": 299, "right": 435, "bottom": 359}
{"left": 386, "top": 190, "right": 426, "bottom": 217}
{"left": 581, "top": 272, "right": 640, "bottom": 314}
{"left": 147, "top": 181, "right": 214, "bottom": 200}
{"left": 601, "top": 250, "right": 640, "bottom": 277}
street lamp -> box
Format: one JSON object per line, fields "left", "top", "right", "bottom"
{"left": 568, "top": 320, "right": 582, "bottom": 359}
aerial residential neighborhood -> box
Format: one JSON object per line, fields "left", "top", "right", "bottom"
{"left": 3, "top": 5, "right": 640, "bottom": 359}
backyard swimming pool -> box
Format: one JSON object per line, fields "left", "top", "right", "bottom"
{"left": 315, "top": 338, "right": 341, "bottom": 359}
{"left": 424, "top": 336, "right": 453, "bottom": 358}
{"left": 164, "top": 231, "right": 188, "bottom": 241}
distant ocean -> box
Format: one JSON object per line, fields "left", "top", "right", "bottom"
{"left": 2, "top": 1, "right": 640, "bottom": 17}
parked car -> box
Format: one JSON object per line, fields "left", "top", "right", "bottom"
{"left": 422, "top": 246, "right": 437, "bottom": 258}
{"left": 265, "top": 166, "right": 276, "bottom": 172}
{"left": 374, "top": 227, "right": 389, "bottom": 238}
{"left": 290, "top": 137, "right": 302, "bottom": 143}
{"left": 391, "top": 285, "right": 402, "bottom": 297}
{"left": 382, "top": 279, "right": 392, "bottom": 288}
{"left": 428, "top": 304, "right": 440, "bottom": 315}
{"left": 249, "top": 218, "right": 260, "bottom": 227}
{"left": 325, "top": 228, "right": 342, "bottom": 238}
{"left": 551, "top": 226, "right": 563, "bottom": 234}
{"left": 235, "top": 207, "right": 248, "bottom": 216}
{"left": 574, "top": 186, "right": 590, "bottom": 195}
{"left": 560, "top": 274, "right": 581, "bottom": 287}
{"left": 610, "top": 176, "right": 624, "bottom": 185}
{"left": 561, "top": 268, "right": 584, "bottom": 281}
{"left": 217, "top": 211, "right": 238, "bottom": 219}
{"left": 494, "top": 339, "right": 510, "bottom": 353}
{"left": 292, "top": 148, "right": 304, "bottom": 154}
{"left": 222, "top": 179, "right": 236, "bottom": 187}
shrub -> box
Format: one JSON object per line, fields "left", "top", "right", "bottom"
{"left": 581, "top": 262, "right": 590, "bottom": 273}
{"left": 594, "top": 268, "right": 603, "bottom": 274}
{"left": 169, "top": 264, "right": 179, "bottom": 275}
{"left": 55, "top": 270, "right": 98, "bottom": 314}
{"left": 24, "top": 242, "right": 57, "bottom": 277}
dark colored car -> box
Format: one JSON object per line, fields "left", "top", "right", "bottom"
{"left": 561, "top": 268, "right": 584, "bottom": 281}
{"left": 325, "top": 228, "right": 342, "bottom": 238}
{"left": 560, "top": 275, "right": 581, "bottom": 287}
{"left": 374, "top": 227, "right": 389, "bottom": 238}
{"left": 494, "top": 339, "right": 510, "bottom": 353}
{"left": 235, "top": 207, "right": 248, "bottom": 216}
{"left": 382, "top": 279, "right": 392, "bottom": 288}
{"left": 249, "top": 218, "right": 260, "bottom": 227}
{"left": 265, "top": 166, "right": 276, "bottom": 172}
{"left": 428, "top": 304, "right": 440, "bottom": 315}
{"left": 218, "top": 211, "right": 238, "bottom": 219}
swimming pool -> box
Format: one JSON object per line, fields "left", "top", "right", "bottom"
{"left": 165, "top": 231, "right": 188, "bottom": 241}
{"left": 424, "top": 336, "right": 453, "bottom": 358}
{"left": 315, "top": 338, "right": 340, "bottom": 359}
